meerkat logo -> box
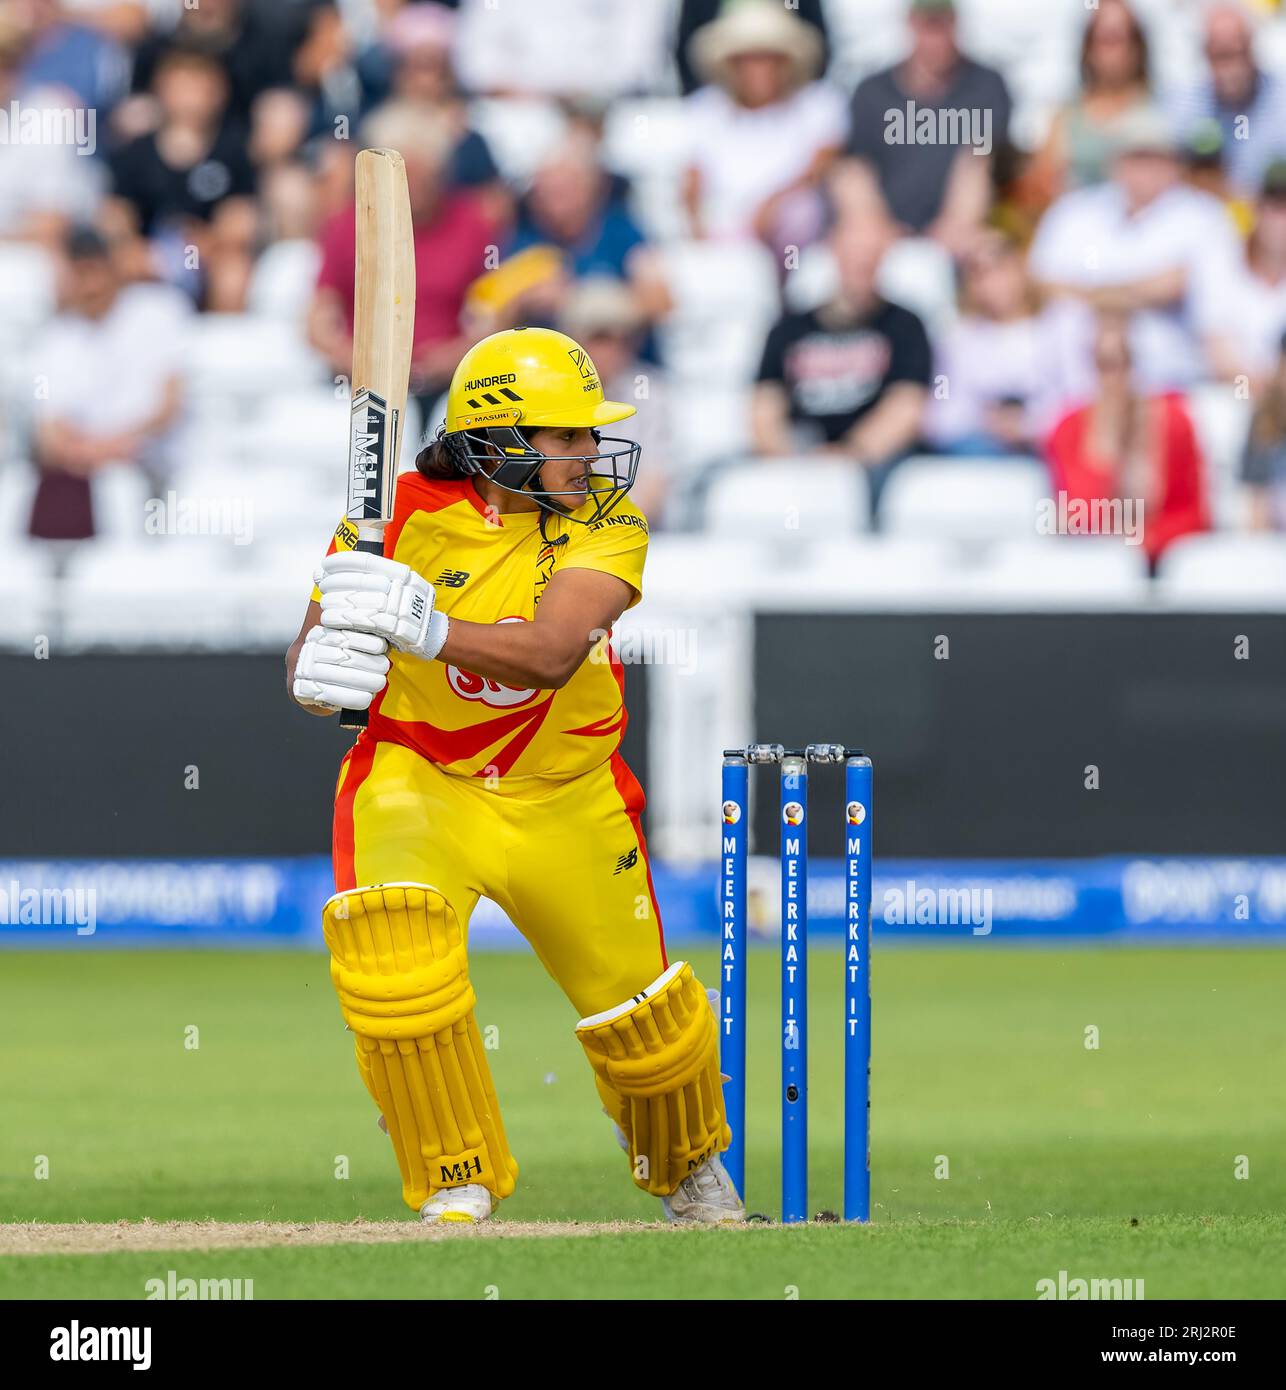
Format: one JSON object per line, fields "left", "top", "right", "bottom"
{"left": 783, "top": 802, "right": 804, "bottom": 827}
{"left": 847, "top": 801, "right": 866, "bottom": 826}
{"left": 722, "top": 800, "right": 741, "bottom": 825}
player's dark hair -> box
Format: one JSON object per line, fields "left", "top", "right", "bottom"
{"left": 414, "top": 432, "right": 463, "bottom": 479}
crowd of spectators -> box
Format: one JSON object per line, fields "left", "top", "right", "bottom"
{"left": 4, "top": 0, "right": 1286, "bottom": 569}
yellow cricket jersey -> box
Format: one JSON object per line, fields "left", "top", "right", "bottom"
{"left": 319, "top": 473, "right": 648, "bottom": 780}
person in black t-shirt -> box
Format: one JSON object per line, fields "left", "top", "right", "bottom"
{"left": 108, "top": 45, "right": 257, "bottom": 308}
{"left": 753, "top": 217, "right": 931, "bottom": 510}
{"left": 128, "top": 0, "right": 304, "bottom": 128}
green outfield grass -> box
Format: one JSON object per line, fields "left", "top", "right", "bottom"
{"left": 2, "top": 945, "right": 1284, "bottom": 1298}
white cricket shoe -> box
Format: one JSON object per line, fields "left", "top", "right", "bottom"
{"left": 660, "top": 1152, "right": 746, "bottom": 1224}
{"left": 419, "top": 1184, "right": 498, "bottom": 1225}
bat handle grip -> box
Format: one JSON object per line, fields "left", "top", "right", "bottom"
{"left": 338, "top": 534, "right": 387, "bottom": 731}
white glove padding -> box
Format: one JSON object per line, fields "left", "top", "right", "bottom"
{"left": 316, "top": 551, "right": 449, "bottom": 661}
{"left": 293, "top": 626, "right": 390, "bottom": 712}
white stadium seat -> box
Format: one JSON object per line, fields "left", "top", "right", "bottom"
{"left": 246, "top": 239, "right": 321, "bottom": 322}
{"left": 184, "top": 314, "right": 324, "bottom": 408}
{"left": 664, "top": 382, "right": 752, "bottom": 471}
{"left": 602, "top": 97, "right": 691, "bottom": 180}
{"left": 643, "top": 534, "right": 957, "bottom": 610}
{"left": 93, "top": 465, "right": 154, "bottom": 546}
{"left": 702, "top": 457, "right": 870, "bottom": 539}
{"left": 61, "top": 540, "right": 239, "bottom": 646}
{"left": 467, "top": 98, "right": 569, "bottom": 185}
{"left": 767, "top": 536, "right": 957, "bottom": 608}
{"left": 782, "top": 239, "right": 957, "bottom": 336}
{"left": 1156, "top": 535, "right": 1286, "bottom": 609}
{"left": 640, "top": 536, "right": 766, "bottom": 610}
{"left": 0, "top": 242, "right": 56, "bottom": 337}
{"left": 603, "top": 98, "right": 692, "bottom": 241}
{"left": 880, "top": 455, "right": 1049, "bottom": 542}
{"left": 0, "top": 539, "right": 58, "bottom": 646}
{"left": 656, "top": 240, "right": 780, "bottom": 387}
{"left": 1189, "top": 384, "right": 1252, "bottom": 530}
{"left": 951, "top": 538, "right": 1152, "bottom": 608}
{"left": 237, "top": 389, "right": 349, "bottom": 475}
{"left": 876, "top": 238, "right": 959, "bottom": 338}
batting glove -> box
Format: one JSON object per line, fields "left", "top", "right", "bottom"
{"left": 316, "top": 551, "right": 449, "bottom": 661}
{"left": 293, "top": 626, "right": 390, "bottom": 712}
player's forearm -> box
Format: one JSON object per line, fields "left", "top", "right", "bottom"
{"left": 437, "top": 616, "right": 589, "bottom": 691}
{"left": 286, "top": 602, "right": 337, "bottom": 715}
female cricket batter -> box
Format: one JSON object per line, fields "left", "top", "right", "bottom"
{"left": 285, "top": 327, "right": 742, "bottom": 1225}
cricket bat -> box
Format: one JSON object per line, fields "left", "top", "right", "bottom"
{"left": 340, "top": 147, "right": 416, "bottom": 730}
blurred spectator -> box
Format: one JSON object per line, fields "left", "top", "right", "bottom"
{"left": 13, "top": 0, "right": 129, "bottom": 112}
{"left": 924, "top": 230, "right": 1046, "bottom": 456}
{"left": 1198, "top": 160, "right": 1286, "bottom": 390}
{"left": 1242, "top": 332, "right": 1286, "bottom": 529}
{"left": 377, "top": 3, "right": 508, "bottom": 224}
{"left": 1030, "top": 107, "right": 1242, "bottom": 394}
{"left": 291, "top": 2, "right": 376, "bottom": 144}
{"left": 28, "top": 226, "right": 187, "bottom": 541}
{"left": 245, "top": 158, "right": 323, "bottom": 320}
{"left": 247, "top": 86, "right": 313, "bottom": 174}
{"left": 834, "top": 0, "right": 1011, "bottom": 254}
{"left": 0, "top": 16, "right": 104, "bottom": 244}
{"left": 452, "top": 0, "right": 671, "bottom": 100}
{"left": 128, "top": 0, "right": 300, "bottom": 130}
{"left": 559, "top": 277, "right": 673, "bottom": 524}
{"left": 1046, "top": 316, "right": 1209, "bottom": 566}
{"left": 1027, "top": 1, "right": 1153, "bottom": 201}
{"left": 681, "top": 1, "right": 845, "bottom": 255}
{"left": 1166, "top": 1, "right": 1286, "bottom": 198}
{"left": 752, "top": 218, "right": 931, "bottom": 508}
{"left": 1180, "top": 118, "right": 1255, "bottom": 235}
{"left": 309, "top": 101, "right": 498, "bottom": 405}
{"left": 676, "top": 0, "right": 829, "bottom": 96}
{"left": 107, "top": 44, "right": 258, "bottom": 308}
{"left": 461, "top": 246, "right": 567, "bottom": 340}
{"left": 509, "top": 133, "right": 670, "bottom": 327}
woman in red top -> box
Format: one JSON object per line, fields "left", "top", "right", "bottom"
{"left": 1046, "top": 315, "right": 1210, "bottom": 566}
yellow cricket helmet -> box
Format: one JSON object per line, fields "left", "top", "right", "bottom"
{"left": 441, "top": 326, "right": 641, "bottom": 524}
{"left": 446, "top": 326, "right": 636, "bottom": 433}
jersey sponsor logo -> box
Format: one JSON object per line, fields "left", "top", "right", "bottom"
{"left": 589, "top": 512, "right": 648, "bottom": 535}
{"left": 446, "top": 616, "right": 539, "bottom": 707}
{"left": 435, "top": 569, "right": 470, "bottom": 588}
{"left": 613, "top": 848, "right": 638, "bottom": 875}
{"left": 334, "top": 519, "right": 359, "bottom": 549}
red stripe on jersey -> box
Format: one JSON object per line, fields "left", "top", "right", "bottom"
{"left": 609, "top": 751, "right": 667, "bottom": 971}
{"left": 368, "top": 692, "right": 556, "bottom": 777}
{"left": 332, "top": 734, "right": 378, "bottom": 891}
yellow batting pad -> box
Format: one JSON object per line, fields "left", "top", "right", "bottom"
{"left": 323, "top": 883, "right": 518, "bottom": 1210}
{"left": 576, "top": 962, "right": 730, "bottom": 1196}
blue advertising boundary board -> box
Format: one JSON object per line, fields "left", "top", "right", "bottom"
{"left": 1, "top": 856, "right": 1285, "bottom": 947}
